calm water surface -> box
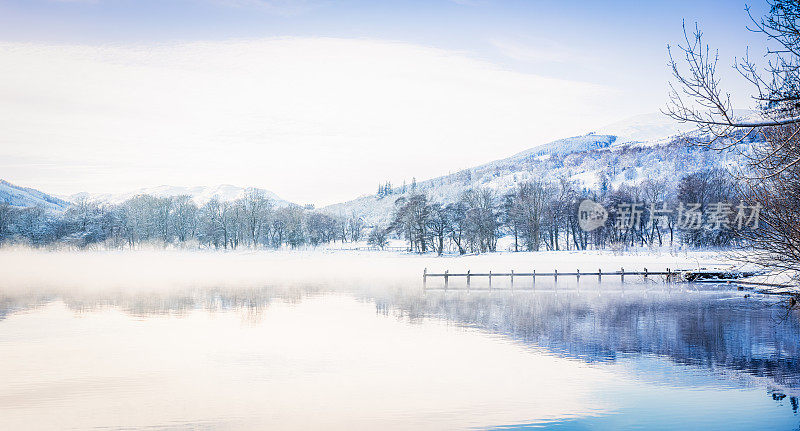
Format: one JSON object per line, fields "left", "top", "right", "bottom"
{"left": 0, "top": 282, "right": 799, "bottom": 430}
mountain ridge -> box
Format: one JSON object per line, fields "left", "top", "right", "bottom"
{"left": 0, "top": 180, "right": 72, "bottom": 212}
{"left": 321, "top": 113, "right": 747, "bottom": 225}
{"left": 4, "top": 112, "right": 751, "bottom": 219}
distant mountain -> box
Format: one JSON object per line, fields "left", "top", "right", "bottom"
{"left": 595, "top": 112, "right": 697, "bottom": 143}
{"left": 322, "top": 113, "right": 747, "bottom": 225}
{"left": 595, "top": 110, "right": 758, "bottom": 143}
{"left": 0, "top": 180, "right": 71, "bottom": 212}
{"left": 505, "top": 134, "right": 618, "bottom": 159}
{"left": 71, "top": 184, "right": 293, "bottom": 207}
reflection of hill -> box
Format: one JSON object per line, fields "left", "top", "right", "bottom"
{"left": 370, "top": 289, "right": 800, "bottom": 390}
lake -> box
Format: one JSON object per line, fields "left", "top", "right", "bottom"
{"left": 1, "top": 282, "right": 798, "bottom": 430}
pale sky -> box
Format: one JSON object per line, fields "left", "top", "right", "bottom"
{"left": 0, "top": 0, "right": 770, "bottom": 205}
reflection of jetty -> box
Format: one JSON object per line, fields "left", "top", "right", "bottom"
{"left": 422, "top": 267, "right": 788, "bottom": 290}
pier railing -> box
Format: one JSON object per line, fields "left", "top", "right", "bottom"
{"left": 421, "top": 267, "right": 791, "bottom": 291}
{"left": 422, "top": 267, "right": 679, "bottom": 290}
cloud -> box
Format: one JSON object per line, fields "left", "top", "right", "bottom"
{"left": 491, "top": 37, "right": 573, "bottom": 64}
{"left": 0, "top": 38, "right": 621, "bottom": 205}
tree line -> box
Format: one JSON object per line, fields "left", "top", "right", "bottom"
{"left": 0, "top": 189, "right": 364, "bottom": 249}
{"left": 0, "top": 170, "right": 747, "bottom": 253}
{"left": 369, "top": 168, "right": 743, "bottom": 255}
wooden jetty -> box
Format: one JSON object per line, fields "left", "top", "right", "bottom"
{"left": 421, "top": 267, "right": 792, "bottom": 291}
{"left": 422, "top": 267, "right": 679, "bottom": 290}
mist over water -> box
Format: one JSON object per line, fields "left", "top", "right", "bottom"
{"left": 0, "top": 248, "right": 729, "bottom": 292}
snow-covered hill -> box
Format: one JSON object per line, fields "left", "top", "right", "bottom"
{"left": 595, "top": 112, "right": 696, "bottom": 143}
{"left": 71, "top": 184, "right": 293, "bottom": 207}
{"left": 322, "top": 113, "right": 747, "bottom": 225}
{"left": 0, "top": 180, "right": 71, "bottom": 212}
{"left": 595, "top": 110, "right": 758, "bottom": 143}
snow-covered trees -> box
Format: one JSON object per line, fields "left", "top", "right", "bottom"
{"left": 506, "top": 181, "right": 549, "bottom": 252}
{"left": 281, "top": 205, "right": 306, "bottom": 248}
{"left": 0, "top": 172, "right": 750, "bottom": 253}
{"left": 241, "top": 188, "right": 271, "bottom": 247}
{"left": 13, "top": 206, "right": 51, "bottom": 245}
{"left": 376, "top": 169, "right": 747, "bottom": 254}
{"left": 171, "top": 195, "right": 198, "bottom": 243}
{"left": 427, "top": 203, "right": 449, "bottom": 256}
{"left": 0, "top": 203, "right": 12, "bottom": 242}
{"left": 390, "top": 194, "right": 431, "bottom": 253}
{"left": 0, "top": 192, "right": 356, "bottom": 250}
{"left": 306, "top": 212, "right": 339, "bottom": 246}
{"left": 446, "top": 201, "right": 469, "bottom": 254}
{"left": 387, "top": 188, "right": 501, "bottom": 254}
{"left": 461, "top": 189, "right": 499, "bottom": 253}
{"left": 367, "top": 226, "right": 388, "bottom": 249}
{"left": 198, "top": 198, "right": 225, "bottom": 248}
{"left": 346, "top": 214, "right": 365, "bottom": 243}
{"left": 676, "top": 169, "right": 737, "bottom": 247}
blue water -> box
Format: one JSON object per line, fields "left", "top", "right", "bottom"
{"left": 0, "top": 283, "right": 798, "bottom": 430}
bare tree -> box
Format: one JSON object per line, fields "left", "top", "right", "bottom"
{"left": 427, "top": 202, "right": 450, "bottom": 256}
{"left": 241, "top": 188, "right": 273, "bottom": 248}
{"left": 446, "top": 201, "right": 468, "bottom": 255}
{"left": 507, "top": 181, "right": 550, "bottom": 252}
{"left": 666, "top": 1, "right": 800, "bottom": 277}
{"left": 171, "top": 195, "right": 198, "bottom": 243}
{"left": 461, "top": 188, "right": 499, "bottom": 253}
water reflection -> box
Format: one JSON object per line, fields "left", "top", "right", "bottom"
{"left": 0, "top": 286, "right": 320, "bottom": 321}
{"left": 1, "top": 283, "right": 799, "bottom": 430}
{"left": 2, "top": 284, "right": 800, "bottom": 390}
{"left": 370, "top": 286, "right": 800, "bottom": 392}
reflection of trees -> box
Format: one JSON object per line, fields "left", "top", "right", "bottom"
{"left": 369, "top": 290, "right": 800, "bottom": 389}
{"left": 2, "top": 285, "right": 799, "bottom": 391}
{"left": 0, "top": 293, "right": 54, "bottom": 320}
{"left": 0, "top": 286, "right": 323, "bottom": 324}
